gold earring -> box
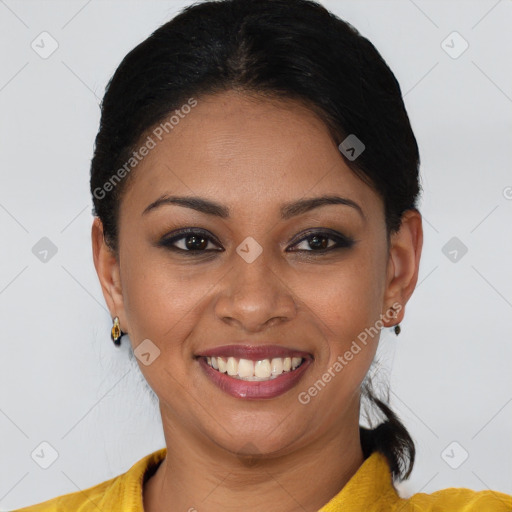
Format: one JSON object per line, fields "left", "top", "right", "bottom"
{"left": 111, "top": 316, "right": 121, "bottom": 346}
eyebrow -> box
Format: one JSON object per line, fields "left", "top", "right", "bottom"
{"left": 142, "top": 194, "right": 365, "bottom": 221}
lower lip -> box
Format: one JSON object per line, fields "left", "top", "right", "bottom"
{"left": 197, "top": 357, "right": 312, "bottom": 400}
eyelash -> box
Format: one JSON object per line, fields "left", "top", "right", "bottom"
{"left": 158, "top": 228, "right": 355, "bottom": 255}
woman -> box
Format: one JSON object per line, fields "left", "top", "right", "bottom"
{"left": 14, "top": 0, "right": 512, "bottom": 510}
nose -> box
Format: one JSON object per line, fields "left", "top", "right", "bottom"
{"left": 213, "top": 249, "right": 297, "bottom": 332}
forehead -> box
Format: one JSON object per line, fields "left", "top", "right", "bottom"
{"left": 120, "top": 90, "right": 381, "bottom": 221}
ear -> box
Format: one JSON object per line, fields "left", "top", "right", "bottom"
{"left": 91, "top": 217, "right": 129, "bottom": 333}
{"left": 382, "top": 209, "right": 423, "bottom": 326}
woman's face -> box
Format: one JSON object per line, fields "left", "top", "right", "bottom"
{"left": 93, "top": 90, "right": 420, "bottom": 458}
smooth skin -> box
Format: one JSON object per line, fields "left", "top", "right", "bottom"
{"left": 92, "top": 90, "right": 423, "bottom": 512}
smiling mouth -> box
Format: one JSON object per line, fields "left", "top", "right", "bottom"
{"left": 201, "top": 355, "right": 306, "bottom": 381}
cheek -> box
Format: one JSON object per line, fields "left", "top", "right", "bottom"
{"left": 119, "top": 255, "right": 217, "bottom": 396}
{"left": 306, "top": 248, "right": 387, "bottom": 379}
{"left": 118, "top": 241, "right": 207, "bottom": 344}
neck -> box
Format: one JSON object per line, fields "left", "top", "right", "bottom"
{"left": 144, "top": 409, "right": 365, "bottom": 512}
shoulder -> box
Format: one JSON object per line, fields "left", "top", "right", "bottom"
{"left": 11, "top": 447, "right": 167, "bottom": 512}
{"left": 11, "top": 477, "right": 116, "bottom": 512}
{"left": 394, "top": 487, "right": 512, "bottom": 511}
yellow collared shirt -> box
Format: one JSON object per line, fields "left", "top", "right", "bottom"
{"left": 13, "top": 447, "right": 512, "bottom": 511}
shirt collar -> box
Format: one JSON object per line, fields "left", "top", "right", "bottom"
{"left": 317, "top": 450, "right": 398, "bottom": 511}
{"left": 113, "top": 447, "right": 396, "bottom": 511}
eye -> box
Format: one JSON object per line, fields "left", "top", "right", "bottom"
{"left": 158, "top": 228, "right": 355, "bottom": 255}
{"left": 287, "top": 230, "right": 355, "bottom": 252}
{"left": 158, "top": 228, "right": 222, "bottom": 253}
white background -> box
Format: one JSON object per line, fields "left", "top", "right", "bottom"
{"left": 1, "top": 0, "right": 511, "bottom": 509}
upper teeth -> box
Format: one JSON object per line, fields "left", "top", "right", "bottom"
{"left": 206, "top": 356, "right": 303, "bottom": 381}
